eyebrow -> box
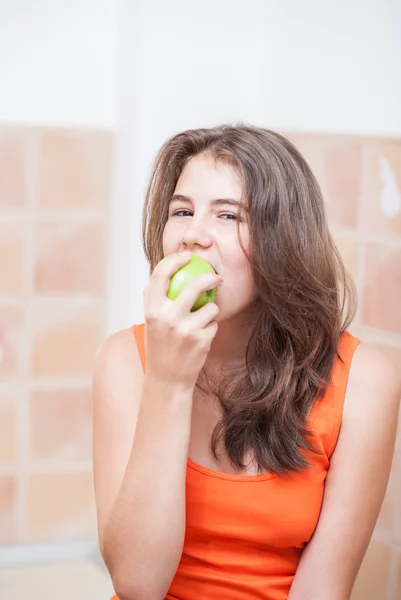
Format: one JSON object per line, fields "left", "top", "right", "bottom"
{"left": 169, "top": 194, "right": 247, "bottom": 211}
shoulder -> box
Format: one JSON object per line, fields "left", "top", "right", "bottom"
{"left": 93, "top": 327, "right": 144, "bottom": 395}
{"left": 335, "top": 340, "right": 401, "bottom": 460}
{"left": 94, "top": 326, "right": 141, "bottom": 365}
{"left": 345, "top": 341, "right": 401, "bottom": 420}
{"left": 92, "top": 327, "right": 145, "bottom": 540}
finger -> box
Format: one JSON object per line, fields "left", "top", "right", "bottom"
{"left": 187, "top": 301, "right": 219, "bottom": 329}
{"left": 170, "top": 272, "right": 223, "bottom": 315}
{"left": 198, "top": 319, "right": 219, "bottom": 348}
{"left": 151, "top": 252, "right": 192, "bottom": 298}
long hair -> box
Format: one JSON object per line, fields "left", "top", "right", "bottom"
{"left": 142, "top": 124, "right": 357, "bottom": 475}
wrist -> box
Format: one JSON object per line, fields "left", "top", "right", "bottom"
{"left": 143, "top": 374, "right": 194, "bottom": 401}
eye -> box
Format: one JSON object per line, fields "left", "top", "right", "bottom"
{"left": 172, "top": 209, "right": 193, "bottom": 217}
{"left": 219, "top": 213, "right": 239, "bottom": 221}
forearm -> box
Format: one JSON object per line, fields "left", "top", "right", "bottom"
{"left": 102, "top": 378, "right": 193, "bottom": 600}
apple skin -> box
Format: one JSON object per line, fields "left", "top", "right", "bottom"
{"left": 158, "top": 254, "right": 218, "bottom": 312}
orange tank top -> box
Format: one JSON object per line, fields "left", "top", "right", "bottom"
{"left": 112, "top": 323, "right": 360, "bottom": 600}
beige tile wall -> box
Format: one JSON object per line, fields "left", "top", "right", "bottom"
{"left": 0, "top": 125, "right": 400, "bottom": 597}
{"left": 0, "top": 125, "right": 113, "bottom": 545}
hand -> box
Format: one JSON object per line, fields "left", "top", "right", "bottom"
{"left": 143, "top": 252, "right": 223, "bottom": 391}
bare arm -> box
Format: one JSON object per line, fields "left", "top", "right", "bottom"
{"left": 92, "top": 252, "right": 222, "bottom": 600}
{"left": 93, "top": 331, "right": 193, "bottom": 600}
{"left": 288, "top": 344, "right": 401, "bottom": 600}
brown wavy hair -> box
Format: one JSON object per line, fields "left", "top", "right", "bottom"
{"left": 142, "top": 124, "right": 357, "bottom": 475}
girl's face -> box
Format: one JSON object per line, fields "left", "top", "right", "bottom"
{"left": 162, "top": 153, "right": 257, "bottom": 323}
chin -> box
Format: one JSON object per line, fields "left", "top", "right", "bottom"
{"left": 214, "top": 306, "right": 242, "bottom": 326}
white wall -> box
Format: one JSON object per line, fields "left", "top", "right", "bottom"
{"left": 0, "top": 0, "right": 399, "bottom": 332}
{"left": 0, "top": 0, "right": 118, "bottom": 128}
{"left": 114, "top": 0, "right": 401, "bottom": 332}
{"left": 265, "top": 0, "right": 401, "bottom": 135}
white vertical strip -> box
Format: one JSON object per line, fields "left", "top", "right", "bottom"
{"left": 105, "top": 0, "right": 143, "bottom": 335}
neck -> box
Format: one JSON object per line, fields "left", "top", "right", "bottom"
{"left": 206, "top": 312, "right": 252, "bottom": 371}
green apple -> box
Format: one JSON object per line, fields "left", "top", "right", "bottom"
{"left": 159, "top": 254, "right": 218, "bottom": 311}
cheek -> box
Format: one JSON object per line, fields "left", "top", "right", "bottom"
{"left": 226, "top": 233, "right": 251, "bottom": 274}
{"left": 223, "top": 248, "right": 255, "bottom": 294}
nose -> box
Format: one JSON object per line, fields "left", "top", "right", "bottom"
{"left": 179, "top": 219, "right": 213, "bottom": 250}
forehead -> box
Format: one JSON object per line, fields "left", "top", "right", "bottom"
{"left": 174, "top": 154, "right": 243, "bottom": 199}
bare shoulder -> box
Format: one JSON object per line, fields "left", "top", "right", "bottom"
{"left": 92, "top": 327, "right": 144, "bottom": 539}
{"left": 344, "top": 341, "right": 401, "bottom": 420}
{"left": 94, "top": 327, "right": 143, "bottom": 377}
{"left": 93, "top": 327, "right": 144, "bottom": 404}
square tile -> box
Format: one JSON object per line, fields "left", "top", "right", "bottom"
{"left": 31, "top": 300, "right": 104, "bottom": 377}
{"left": 282, "top": 132, "right": 323, "bottom": 181}
{"left": 332, "top": 233, "right": 359, "bottom": 281}
{"left": 37, "top": 130, "right": 113, "bottom": 211}
{"left": 0, "top": 562, "right": 115, "bottom": 600}
{"left": 321, "top": 137, "right": 363, "bottom": 228}
{"left": 0, "top": 475, "right": 17, "bottom": 543}
{"left": 26, "top": 471, "right": 96, "bottom": 541}
{"left": 362, "top": 244, "right": 401, "bottom": 334}
{"left": 351, "top": 539, "right": 391, "bottom": 600}
{"left": 30, "top": 388, "right": 92, "bottom": 461}
{"left": 0, "top": 392, "right": 19, "bottom": 463}
{"left": 362, "top": 138, "right": 401, "bottom": 236}
{"left": 0, "top": 222, "right": 26, "bottom": 294}
{"left": 0, "top": 128, "right": 30, "bottom": 209}
{"left": 0, "top": 306, "right": 25, "bottom": 379}
{"left": 35, "top": 221, "right": 105, "bottom": 294}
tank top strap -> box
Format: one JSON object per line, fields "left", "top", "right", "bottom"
{"left": 311, "top": 330, "right": 360, "bottom": 459}
{"left": 132, "top": 323, "right": 146, "bottom": 372}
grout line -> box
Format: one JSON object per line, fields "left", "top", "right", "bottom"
{"left": 0, "top": 380, "right": 91, "bottom": 394}
{"left": 0, "top": 296, "right": 26, "bottom": 307}
{"left": 1, "top": 461, "right": 93, "bottom": 477}
{"left": 0, "top": 464, "right": 18, "bottom": 476}
{"left": 0, "top": 296, "right": 105, "bottom": 312}
{"left": 0, "top": 540, "right": 98, "bottom": 568}
{"left": 28, "top": 461, "right": 93, "bottom": 474}
{"left": 16, "top": 128, "right": 40, "bottom": 542}
{"left": 29, "top": 378, "right": 92, "bottom": 389}
{"left": 0, "top": 211, "right": 104, "bottom": 222}
{"left": 0, "top": 293, "right": 104, "bottom": 305}
{"left": 330, "top": 224, "right": 401, "bottom": 247}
